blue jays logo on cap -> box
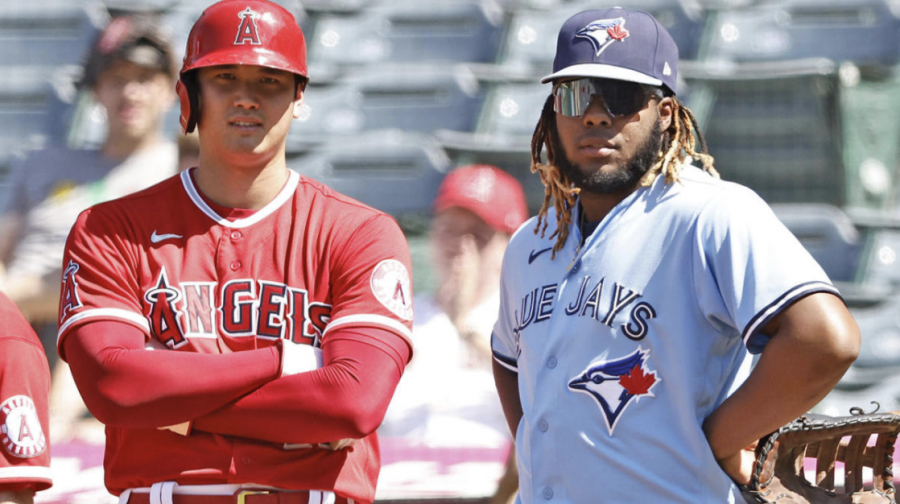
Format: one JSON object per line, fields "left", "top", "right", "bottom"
{"left": 568, "top": 346, "right": 660, "bottom": 436}
{"left": 576, "top": 17, "right": 629, "bottom": 56}
{"left": 541, "top": 8, "right": 679, "bottom": 95}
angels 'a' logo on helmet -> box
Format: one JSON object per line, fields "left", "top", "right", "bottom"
{"left": 235, "top": 7, "right": 262, "bottom": 45}
{"left": 568, "top": 346, "right": 660, "bottom": 436}
{"left": 576, "top": 18, "right": 629, "bottom": 56}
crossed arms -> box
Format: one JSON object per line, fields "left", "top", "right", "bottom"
{"left": 64, "top": 321, "right": 410, "bottom": 445}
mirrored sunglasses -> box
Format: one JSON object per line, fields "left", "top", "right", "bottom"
{"left": 553, "top": 78, "right": 662, "bottom": 118}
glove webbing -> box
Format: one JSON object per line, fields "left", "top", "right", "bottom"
{"left": 743, "top": 411, "right": 900, "bottom": 503}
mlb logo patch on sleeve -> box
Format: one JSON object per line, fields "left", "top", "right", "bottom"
{"left": 1, "top": 395, "right": 46, "bottom": 458}
{"left": 370, "top": 259, "right": 413, "bottom": 321}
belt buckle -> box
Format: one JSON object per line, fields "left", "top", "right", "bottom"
{"left": 236, "top": 490, "right": 269, "bottom": 504}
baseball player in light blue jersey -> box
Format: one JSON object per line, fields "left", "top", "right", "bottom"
{"left": 491, "top": 8, "right": 861, "bottom": 504}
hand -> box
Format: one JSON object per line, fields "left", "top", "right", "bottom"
{"left": 158, "top": 421, "right": 192, "bottom": 436}
{"left": 0, "top": 488, "right": 35, "bottom": 504}
{"left": 439, "top": 234, "right": 479, "bottom": 330}
{"left": 283, "top": 438, "right": 360, "bottom": 451}
{"left": 716, "top": 441, "right": 758, "bottom": 486}
{"left": 326, "top": 438, "right": 359, "bottom": 450}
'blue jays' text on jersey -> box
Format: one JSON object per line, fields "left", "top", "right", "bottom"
{"left": 491, "top": 166, "right": 839, "bottom": 504}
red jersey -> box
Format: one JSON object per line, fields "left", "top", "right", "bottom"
{"left": 57, "top": 169, "right": 414, "bottom": 502}
{"left": 0, "top": 292, "right": 52, "bottom": 493}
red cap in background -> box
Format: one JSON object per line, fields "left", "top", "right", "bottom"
{"left": 434, "top": 164, "right": 528, "bottom": 235}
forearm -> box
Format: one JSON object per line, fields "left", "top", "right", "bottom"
{"left": 192, "top": 329, "right": 408, "bottom": 444}
{"left": 65, "top": 321, "right": 281, "bottom": 428}
{"left": 0, "top": 489, "right": 33, "bottom": 504}
{"left": 493, "top": 359, "right": 523, "bottom": 439}
{"left": 704, "top": 294, "right": 859, "bottom": 460}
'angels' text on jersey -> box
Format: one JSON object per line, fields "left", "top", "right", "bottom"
{"left": 63, "top": 261, "right": 331, "bottom": 349}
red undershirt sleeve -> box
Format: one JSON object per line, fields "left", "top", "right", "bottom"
{"left": 64, "top": 321, "right": 281, "bottom": 428}
{"left": 191, "top": 327, "right": 410, "bottom": 444}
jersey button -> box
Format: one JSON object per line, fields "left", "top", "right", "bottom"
{"left": 230, "top": 231, "right": 242, "bottom": 240}
{"left": 547, "top": 357, "right": 557, "bottom": 368}
{"left": 542, "top": 487, "right": 553, "bottom": 500}
{"left": 230, "top": 261, "right": 242, "bottom": 271}
{"left": 242, "top": 456, "right": 251, "bottom": 465}
{"left": 538, "top": 420, "right": 548, "bottom": 432}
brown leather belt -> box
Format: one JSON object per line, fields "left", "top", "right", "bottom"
{"left": 125, "top": 490, "right": 350, "bottom": 504}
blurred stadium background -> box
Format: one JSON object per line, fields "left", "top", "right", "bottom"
{"left": 6, "top": 0, "right": 900, "bottom": 501}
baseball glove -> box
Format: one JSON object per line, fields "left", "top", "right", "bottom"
{"left": 742, "top": 407, "right": 900, "bottom": 504}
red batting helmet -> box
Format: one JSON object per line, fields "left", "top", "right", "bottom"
{"left": 176, "top": 0, "right": 308, "bottom": 133}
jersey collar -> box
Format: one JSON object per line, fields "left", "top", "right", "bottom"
{"left": 180, "top": 168, "right": 300, "bottom": 228}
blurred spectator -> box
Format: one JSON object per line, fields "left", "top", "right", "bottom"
{"left": 0, "top": 14, "right": 179, "bottom": 441}
{"left": 429, "top": 165, "right": 528, "bottom": 365}
{"left": 381, "top": 164, "right": 528, "bottom": 503}
{"left": 0, "top": 292, "right": 52, "bottom": 504}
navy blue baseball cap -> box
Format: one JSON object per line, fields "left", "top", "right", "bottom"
{"left": 541, "top": 8, "right": 679, "bottom": 95}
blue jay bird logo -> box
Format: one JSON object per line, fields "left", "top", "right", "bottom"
{"left": 568, "top": 346, "right": 660, "bottom": 436}
{"left": 576, "top": 18, "right": 630, "bottom": 56}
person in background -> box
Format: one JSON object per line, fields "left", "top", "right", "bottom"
{"left": 0, "top": 13, "right": 179, "bottom": 441}
{"left": 382, "top": 164, "right": 528, "bottom": 504}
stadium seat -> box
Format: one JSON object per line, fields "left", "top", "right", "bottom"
{"left": 434, "top": 79, "right": 542, "bottom": 172}
{"left": 308, "top": 0, "right": 505, "bottom": 76}
{"left": 434, "top": 77, "right": 550, "bottom": 212}
{"left": 0, "top": 67, "right": 70, "bottom": 156}
{"left": 681, "top": 59, "right": 846, "bottom": 206}
{"left": 0, "top": 1, "right": 106, "bottom": 72}
{"left": 771, "top": 203, "right": 862, "bottom": 283}
{"left": 286, "top": 63, "right": 485, "bottom": 154}
{"left": 844, "top": 210, "right": 900, "bottom": 290}
{"left": 701, "top": 0, "right": 900, "bottom": 67}
{"left": 0, "top": 65, "right": 80, "bottom": 191}
{"left": 297, "top": 0, "right": 374, "bottom": 13}
{"left": 102, "top": 0, "right": 174, "bottom": 16}
{"left": 288, "top": 130, "right": 450, "bottom": 218}
{"left": 838, "top": 71, "right": 900, "bottom": 209}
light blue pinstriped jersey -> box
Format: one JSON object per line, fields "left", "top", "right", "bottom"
{"left": 492, "top": 165, "right": 838, "bottom": 504}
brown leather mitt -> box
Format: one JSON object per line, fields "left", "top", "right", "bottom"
{"left": 742, "top": 410, "right": 900, "bottom": 504}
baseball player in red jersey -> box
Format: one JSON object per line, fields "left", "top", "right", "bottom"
{"left": 56, "top": 1, "right": 414, "bottom": 503}
{"left": 0, "top": 292, "right": 52, "bottom": 504}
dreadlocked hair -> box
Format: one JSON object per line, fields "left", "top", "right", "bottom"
{"left": 530, "top": 93, "right": 719, "bottom": 258}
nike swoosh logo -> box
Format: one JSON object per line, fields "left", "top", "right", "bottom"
{"left": 528, "top": 247, "right": 552, "bottom": 264}
{"left": 151, "top": 230, "right": 183, "bottom": 244}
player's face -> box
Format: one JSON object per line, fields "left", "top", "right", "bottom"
{"left": 553, "top": 79, "right": 673, "bottom": 195}
{"left": 195, "top": 65, "right": 302, "bottom": 166}
{"left": 93, "top": 61, "right": 174, "bottom": 143}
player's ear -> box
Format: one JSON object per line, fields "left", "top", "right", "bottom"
{"left": 292, "top": 90, "right": 304, "bottom": 119}
{"left": 657, "top": 96, "right": 674, "bottom": 131}
{"left": 292, "top": 76, "right": 306, "bottom": 119}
